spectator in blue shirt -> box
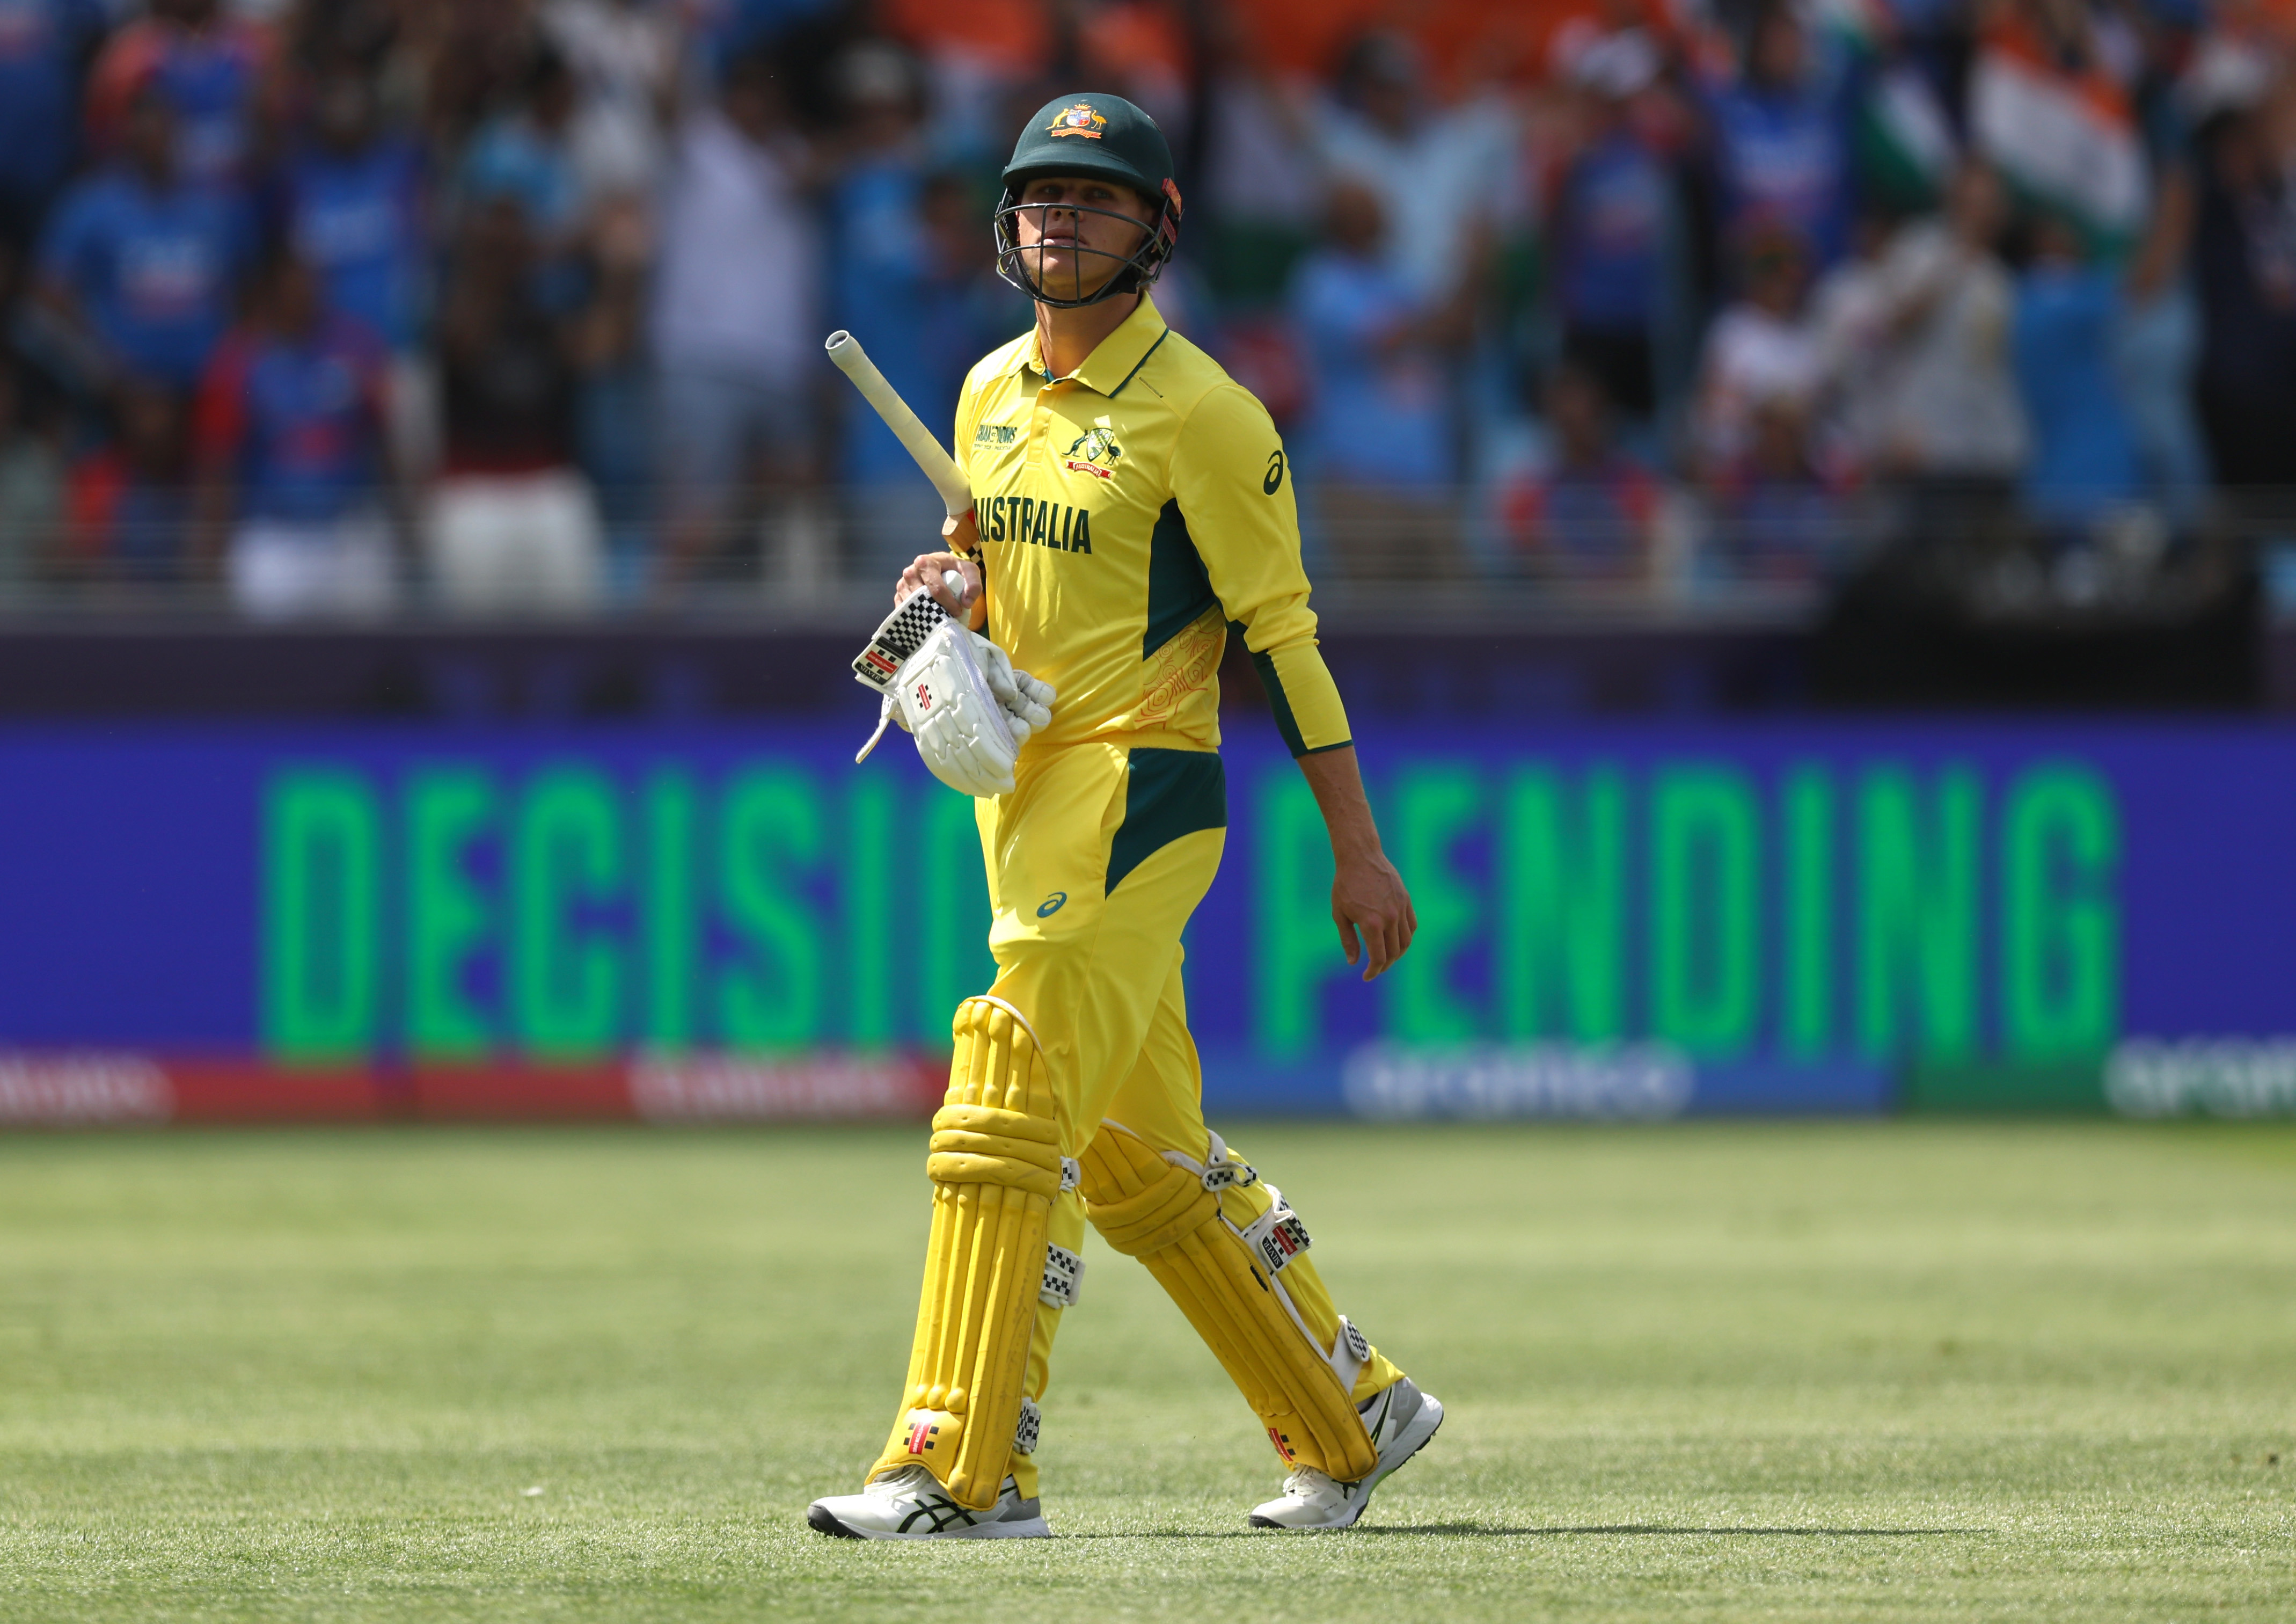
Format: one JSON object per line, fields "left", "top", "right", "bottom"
{"left": 0, "top": 0, "right": 108, "bottom": 258}
{"left": 1290, "top": 175, "right": 1467, "bottom": 579}
{"left": 2013, "top": 210, "right": 2140, "bottom": 537}
{"left": 824, "top": 43, "right": 1027, "bottom": 577}
{"left": 1551, "top": 30, "right": 1677, "bottom": 422}
{"left": 86, "top": 0, "right": 274, "bottom": 187}
{"left": 1705, "top": 2, "right": 1856, "bottom": 271}
{"left": 194, "top": 245, "right": 398, "bottom": 617}
{"left": 458, "top": 44, "right": 584, "bottom": 254}
{"left": 35, "top": 80, "right": 254, "bottom": 395}
{"left": 274, "top": 64, "right": 428, "bottom": 355}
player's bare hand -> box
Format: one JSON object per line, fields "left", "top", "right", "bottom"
{"left": 1333, "top": 846, "right": 1415, "bottom": 982}
{"left": 897, "top": 551, "right": 981, "bottom": 620}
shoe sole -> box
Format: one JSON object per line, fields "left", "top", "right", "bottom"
{"left": 1248, "top": 1393, "right": 1446, "bottom": 1532}
{"left": 807, "top": 1502, "right": 1052, "bottom": 1540}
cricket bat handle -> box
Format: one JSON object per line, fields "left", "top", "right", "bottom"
{"left": 824, "top": 330, "right": 973, "bottom": 522}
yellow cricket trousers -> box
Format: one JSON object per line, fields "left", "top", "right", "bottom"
{"left": 972, "top": 737, "right": 1401, "bottom": 1496}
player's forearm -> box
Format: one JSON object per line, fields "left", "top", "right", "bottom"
{"left": 1296, "top": 744, "right": 1385, "bottom": 861}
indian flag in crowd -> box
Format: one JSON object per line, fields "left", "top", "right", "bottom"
{"left": 1810, "top": 0, "right": 1958, "bottom": 210}
{"left": 1860, "top": 61, "right": 1958, "bottom": 208}
{"left": 1969, "top": 21, "right": 2148, "bottom": 241}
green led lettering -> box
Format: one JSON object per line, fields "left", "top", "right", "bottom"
{"left": 261, "top": 769, "right": 379, "bottom": 1062}
{"left": 718, "top": 768, "right": 826, "bottom": 1050}
{"left": 1495, "top": 766, "right": 1624, "bottom": 1042}
{"left": 1255, "top": 771, "right": 1337, "bottom": 1059}
{"left": 1649, "top": 766, "right": 1759, "bottom": 1057}
{"left": 917, "top": 788, "right": 995, "bottom": 1038}
{"left": 1782, "top": 764, "right": 1832, "bottom": 1057}
{"left": 406, "top": 768, "right": 494, "bottom": 1059}
{"left": 1388, "top": 764, "right": 1481, "bottom": 1042}
{"left": 844, "top": 775, "right": 895, "bottom": 1047}
{"left": 510, "top": 768, "right": 621, "bottom": 1059}
{"left": 641, "top": 770, "right": 696, "bottom": 1053}
{"left": 2002, "top": 764, "right": 2120, "bottom": 1058}
{"left": 1858, "top": 765, "right": 1980, "bottom": 1060}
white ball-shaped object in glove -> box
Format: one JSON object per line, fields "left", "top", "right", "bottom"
{"left": 968, "top": 631, "right": 1056, "bottom": 746}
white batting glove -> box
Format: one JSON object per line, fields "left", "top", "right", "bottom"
{"left": 969, "top": 631, "right": 1056, "bottom": 746}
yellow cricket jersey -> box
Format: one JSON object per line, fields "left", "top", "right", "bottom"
{"left": 953, "top": 294, "right": 1350, "bottom": 758}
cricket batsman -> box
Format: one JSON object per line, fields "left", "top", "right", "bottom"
{"left": 807, "top": 92, "right": 1441, "bottom": 1540}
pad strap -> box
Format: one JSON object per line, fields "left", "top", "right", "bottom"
{"left": 1237, "top": 1186, "right": 1311, "bottom": 1275}
{"left": 1198, "top": 1131, "right": 1260, "bottom": 1192}
{"left": 1040, "top": 1242, "right": 1084, "bottom": 1309}
{"left": 1330, "top": 1315, "right": 1370, "bottom": 1394}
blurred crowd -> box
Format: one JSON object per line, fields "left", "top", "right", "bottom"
{"left": 0, "top": 0, "right": 2292, "bottom": 615}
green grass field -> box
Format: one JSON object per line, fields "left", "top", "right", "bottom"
{"left": 0, "top": 1121, "right": 2291, "bottom": 1621}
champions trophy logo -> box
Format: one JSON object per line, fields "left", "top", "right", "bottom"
{"left": 1047, "top": 101, "right": 1108, "bottom": 139}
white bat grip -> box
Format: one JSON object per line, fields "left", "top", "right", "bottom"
{"left": 824, "top": 330, "right": 974, "bottom": 521}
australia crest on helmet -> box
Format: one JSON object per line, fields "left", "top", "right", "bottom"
{"left": 1047, "top": 101, "right": 1109, "bottom": 139}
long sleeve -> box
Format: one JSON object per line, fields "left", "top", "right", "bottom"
{"left": 1171, "top": 382, "right": 1351, "bottom": 756}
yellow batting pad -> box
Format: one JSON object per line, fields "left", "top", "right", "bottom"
{"left": 870, "top": 999, "right": 1064, "bottom": 1509}
{"left": 1080, "top": 1126, "right": 1379, "bottom": 1482}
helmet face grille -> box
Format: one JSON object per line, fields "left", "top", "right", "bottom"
{"left": 992, "top": 192, "right": 1182, "bottom": 310}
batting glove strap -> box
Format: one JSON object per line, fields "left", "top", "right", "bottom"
{"left": 852, "top": 590, "right": 947, "bottom": 696}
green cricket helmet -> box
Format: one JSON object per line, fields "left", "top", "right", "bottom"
{"left": 995, "top": 92, "right": 1184, "bottom": 308}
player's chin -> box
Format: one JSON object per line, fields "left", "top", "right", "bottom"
{"left": 1032, "top": 256, "right": 1115, "bottom": 300}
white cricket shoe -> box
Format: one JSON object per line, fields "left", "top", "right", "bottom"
{"left": 806, "top": 1466, "right": 1051, "bottom": 1540}
{"left": 1248, "top": 1377, "right": 1444, "bottom": 1531}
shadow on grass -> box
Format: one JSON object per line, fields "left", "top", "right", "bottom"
{"left": 1363, "top": 1524, "right": 1983, "bottom": 1538}
{"left": 1064, "top": 1524, "right": 1982, "bottom": 1540}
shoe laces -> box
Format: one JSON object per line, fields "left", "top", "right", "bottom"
{"left": 1281, "top": 1466, "right": 1347, "bottom": 1503}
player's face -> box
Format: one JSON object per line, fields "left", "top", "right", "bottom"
{"left": 1011, "top": 176, "right": 1154, "bottom": 303}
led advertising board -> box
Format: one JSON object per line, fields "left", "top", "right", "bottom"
{"left": 0, "top": 722, "right": 2290, "bottom": 1121}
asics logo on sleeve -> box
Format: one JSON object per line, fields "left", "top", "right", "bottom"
{"left": 1263, "top": 450, "right": 1285, "bottom": 494}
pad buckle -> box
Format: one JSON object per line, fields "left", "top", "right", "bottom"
{"left": 1040, "top": 1242, "right": 1085, "bottom": 1309}
{"left": 1013, "top": 1396, "right": 1041, "bottom": 1456}
{"left": 1059, "top": 1156, "right": 1080, "bottom": 1192}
